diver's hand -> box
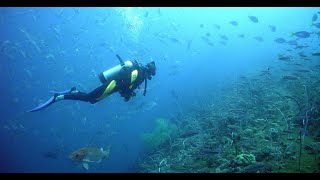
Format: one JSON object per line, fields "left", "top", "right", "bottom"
{"left": 124, "top": 92, "right": 136, "bottom": 102}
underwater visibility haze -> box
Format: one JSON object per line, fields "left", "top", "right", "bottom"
{"left": 0, "top": 7, "right": 320, "bottom": 173}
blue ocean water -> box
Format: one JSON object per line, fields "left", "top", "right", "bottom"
{"left": 0, "top": 7, "right": 319, "bottom": 173}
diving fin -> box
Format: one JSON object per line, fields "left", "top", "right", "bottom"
{"left": 28, "top": 87, "right": 77, "bottom": 112}
{"left": 28, "top": 96, "right": 55, "bottom": 112}
{"left": 104, "top": 144, "right": 111, "bottom": 159}
{"left": 83, "top": 163, "right": 89, "bottom": 170}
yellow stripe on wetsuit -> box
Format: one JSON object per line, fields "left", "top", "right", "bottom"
{"left": 129, "top": 70, "right": 138, "bottom": 89}
{"left": 97, "top": 69, "right": 138, "bottom": 101}
{"left": 96, "top": 80, "right": 117, "bottom": 101}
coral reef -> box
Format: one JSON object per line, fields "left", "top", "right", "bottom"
{"left": 138, "top": 63, "right": 320, "bottom": 173}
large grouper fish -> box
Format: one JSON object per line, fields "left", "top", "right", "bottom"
{"left": 69, "top": 144, "right": 111, "bottom": 170}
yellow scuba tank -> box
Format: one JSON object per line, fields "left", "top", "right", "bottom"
{"left": 98, "top": 55, "right": 134, "bottom": 84}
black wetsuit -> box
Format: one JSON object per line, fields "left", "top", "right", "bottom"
{"left": 64, "top": 61, "right": 148, "bottom": 104}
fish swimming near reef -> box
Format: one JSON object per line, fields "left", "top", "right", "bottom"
{"left": 278, "top": 54, "right": 293, "bottom": 62}
{"left": 248, "top": 15, "right": 259, "bottom": 23}
{"left": 295, "top": 45, "right": 309, "bottom": 49}
{"left": 274, "top": 38, "right": 286, "bottom": 44}
{"left": 312, "top": 13, "right": 318, "bottom": 21}
{"left": 282, "top": 75, "right": 299, "bottom": 81}
{"left": 287, "top": 40, "right": 298, "bottom": 46}
{"left": 213, "top": 24, "right": 221, "bottom": 29}
{"left": 200, "top": 148, "right": 221, "bottom": 156}
{"left": 69, "top": 145, "right": 111, "bottom": 170}
{"left": 269, "top": 25, "right": 276, "bottom": 32}
{"left": 312, "top": 22, "right": 320, "bottom": 29}
{"left": 229, "top": 21, "right": 238, "bottom": 26}
{"left": 295, "top": 69, "right": 311, "bottom": 73}
{"left": 43, "top": 151, "right": 59, "bottom": 160}
{"left": 291, "top": 31, "right": 312, "bottom": 38}
{"left": 238, "top": 34, "right": 245, "bottom": 38}
{"left": 298, "top": 52, "right": 308, "bottom": 57}
{"left": 312, "top": 52, "right": 320, "bottom": 56}
{"left": 220, "top": 35, "right": 229, "bottom": 40}
{"left": 254, "top": 36, "right": 263, "bottom": 42}
{"left": 179, "top": 131, "right": 199, "bottom": 138}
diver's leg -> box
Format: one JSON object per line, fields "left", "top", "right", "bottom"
{"left": 63, "top": 78, "right": 118, "bottom": 104}
{"left": 84, "top": 82, "right": 118, "bottom": 104}
{"left": 63, "top": 90, "right": 91, "bottom": 102}
{"left": 80, "top": 79, "right": 119, "bottom": 104}
{"left": 63, "top": 82, "right": 116, "bottom": 104}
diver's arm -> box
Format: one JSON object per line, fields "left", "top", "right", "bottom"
{"left": 119, "top": 88, "right": 136, "bottom": 102}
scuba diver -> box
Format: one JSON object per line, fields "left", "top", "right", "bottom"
{"left": 28, "top": 54, "right": 156, "bottom": 112}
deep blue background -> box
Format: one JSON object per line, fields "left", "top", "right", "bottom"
{"left": 0, "top": 7, "right": 319, "bottom": 172}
